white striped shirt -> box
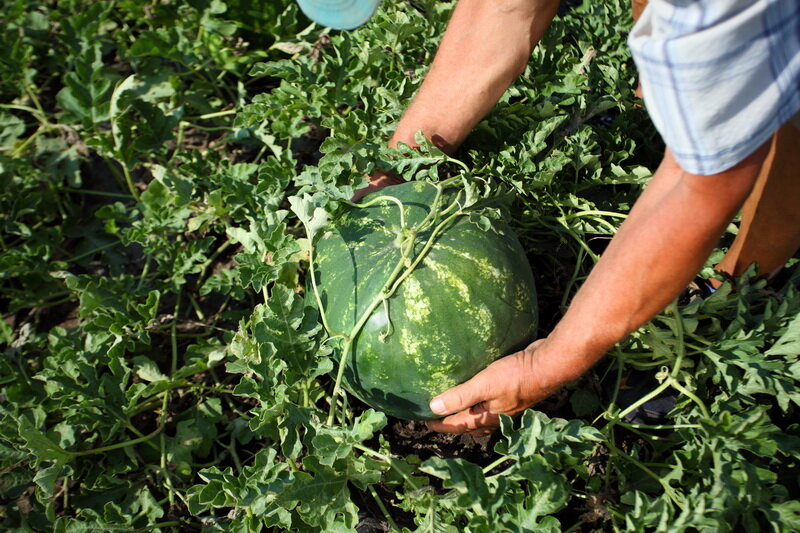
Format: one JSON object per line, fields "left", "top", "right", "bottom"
{"left": 628, "top": 0, "right": 800, "bottom": 175}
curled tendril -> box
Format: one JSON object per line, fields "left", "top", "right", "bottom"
{"left": 378, "top": 298, "right": 394, "bottom": 343}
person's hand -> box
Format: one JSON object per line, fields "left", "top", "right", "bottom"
{"left": 426, "top": 339, "right": 560, "bottom": 436}
{"left": 351, "top": 169, "right": 405, "bottom": 202}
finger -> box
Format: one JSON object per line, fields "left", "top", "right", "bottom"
{"left": 351, "top": 183, "right": 382, "bottom": 202}
{"left": 429, "top": 372, "right": 493, "bottom": 417}
{"left": 350, "top": 172, "right": 405, "bottom": 201}
{"left": 426, "top": 403, "right": 500, "bottom": 434}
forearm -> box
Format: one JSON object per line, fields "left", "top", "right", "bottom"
{"left": 390, "top": 0, "right": 559, "bottom": 154}
{"left": 528, "top": 146, "right": 769, "bottom": 389}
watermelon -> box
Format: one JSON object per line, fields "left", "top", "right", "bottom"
{"left": 313, "top": 181, "right": 538, "bottom": 420}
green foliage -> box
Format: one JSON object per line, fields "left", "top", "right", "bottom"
{"left": 1, "top": 0, "right": 798, "bottom": 531}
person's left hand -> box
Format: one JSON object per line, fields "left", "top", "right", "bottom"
{"left": 351, "top": 169, "right": 405, "bottom": 202}
{"left": 426, "top": 339, "right": 560, "bottom": 435}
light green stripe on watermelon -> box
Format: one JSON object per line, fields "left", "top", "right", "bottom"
{"left": 423, "top": 257, "right": 494, "bottom": 334}
{"left": 402, "top": 277, "right": 431, "bottom": 323}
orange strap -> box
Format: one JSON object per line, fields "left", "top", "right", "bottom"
{"left": 632, "top": 0, "right": 648, "bottom": 22}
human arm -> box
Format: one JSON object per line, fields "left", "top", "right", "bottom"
{"left": 388, "top": 0, "right": 560, "bottom": 154}
{"left": 353, "top": 0, "right": 560, "bottom": 200}
{"left": 427, "top": 143, "right": 770, "bottom": 434}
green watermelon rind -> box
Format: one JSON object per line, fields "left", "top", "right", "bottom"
{"left": 313, "top": 181, "right": 538, "bottom": 420}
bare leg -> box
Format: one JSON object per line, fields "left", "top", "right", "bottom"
{"left": 714, "top": 121, "right": 800, "bottom": 284}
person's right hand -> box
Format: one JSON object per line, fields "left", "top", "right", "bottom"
{"left": 351, "top": 169, "right": 405, "bottom": 202}
{"left": 425, "top": 339, "right": 560, "bottom": 436}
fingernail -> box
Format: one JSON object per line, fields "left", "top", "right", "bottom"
{"left": 429, "top": 397, "right": 445, "bottom": 415}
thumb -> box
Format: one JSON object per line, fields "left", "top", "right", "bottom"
{"left": 429, "top": 373, "right": 490, "bottom": 417}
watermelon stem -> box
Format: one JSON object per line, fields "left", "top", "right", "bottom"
{"left": 354, "top": 444, "right": 422, "bottom": 491}
{"left": 442, "top": 153, "right": 471, "bottom": 175}
{"left": 345, "top": 194, "right": 408, "bottom": 230}
{"left": 307, "top": 241, "right": 338, "bottom": 337}
{"left": 561, "top": 246, "right": 587, "bottom": 311}
{"left": 385, "top": 208, "right": 465, "bottom": 299}
{"left": 605, "top": 439, "right": 685, "bottom": 507}
{"left": 666, "top": 300, "right": 686, "bottom": 380}
{"left": 412, "top": 183, "right": 446, "bottom": 231}
{"left": 604, "top": 375, "right": 709, "bottom": 430}
{"left": 327, "top": 259, "right": 408, "bottom": 424}
{"left": 482, "top": 456, "right": 514, "bottom": 475}
{"left": 368, "top": 485, "right": 399, "bottom": 531}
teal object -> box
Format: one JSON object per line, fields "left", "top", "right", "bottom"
{"left": 296, "top": 0, "right": 382, "bottom": 30}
